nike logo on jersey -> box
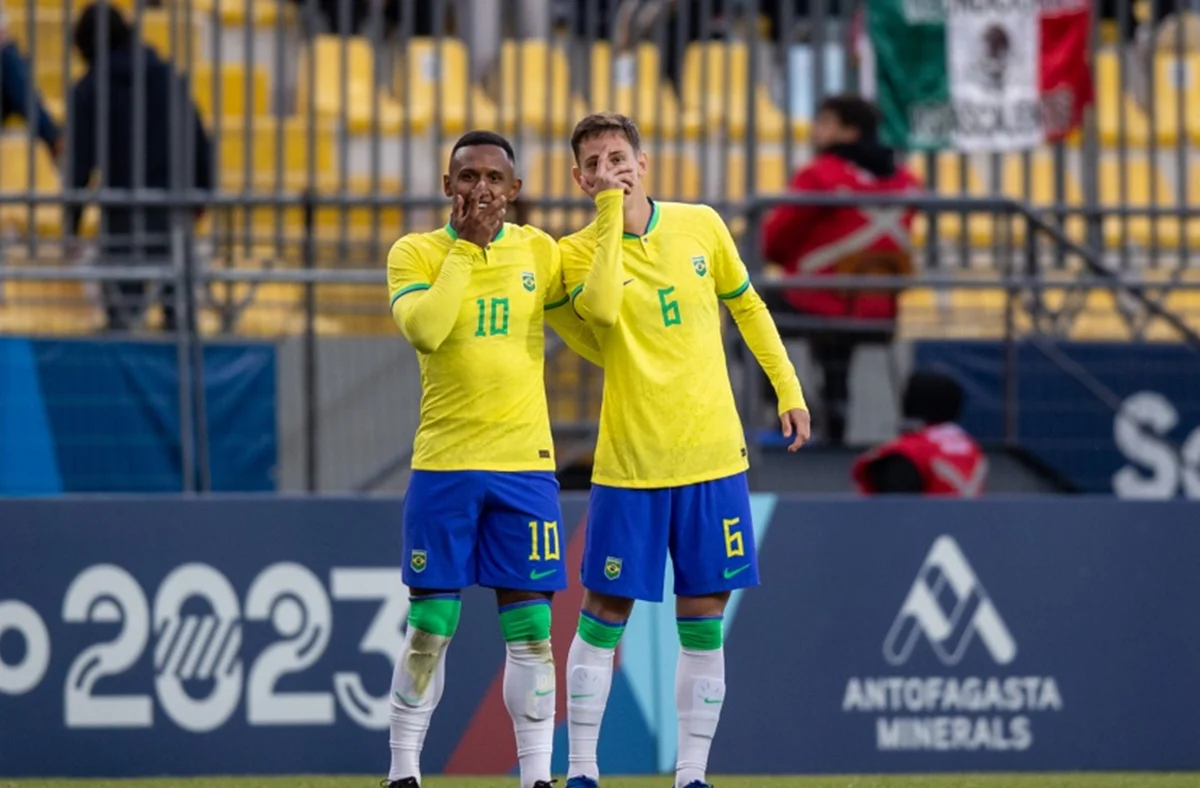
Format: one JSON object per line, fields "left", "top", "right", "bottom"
{"left": 723, "top": 565, "right": 750, "bottom": 579}
{"left": 530, "top": 568, "right": 558, "bottom": 580}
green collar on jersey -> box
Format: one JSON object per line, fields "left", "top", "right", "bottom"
{"left": 444, "top": 221, "right": 507, "bottom": 244}
{"left": 622, "top": 198, "right": 659, "bottom": 240}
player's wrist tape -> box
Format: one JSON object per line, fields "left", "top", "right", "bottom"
{"left": 498, "top": 599, "right": 552, "bottom": 642}
{"left": 408, "top": 594, "right": 463, "bottom": 638}
{"left": 578, "top": 610, "right": 626, "bottom": 649}
{"left": 677, "top": 616, "right": 724, "bottom": 651}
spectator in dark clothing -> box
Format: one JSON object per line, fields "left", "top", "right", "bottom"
{"left": 0, "top": 9, "right": 63, "bottom": 155}
{"left": 68, "top": 2, "right": 213, "bottom": 332}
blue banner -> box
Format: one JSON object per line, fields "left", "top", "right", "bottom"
{"left": 0, "top": 496, "right": 1197, "bottom": 777}
{"left": 914, "top": 340, "right": 1200, "bottom": 496}
{"left": 0, "top": 338, "right": 276, "bottom": 494}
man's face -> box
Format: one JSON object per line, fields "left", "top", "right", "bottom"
{"left": 443, "top": 144, "right": 522, "bottom": 206}
{"left": 572, "top": 131, "right": 647, "bottom": 197}
{"left": 812, "top": 110, "right": 859, "bottom": 152}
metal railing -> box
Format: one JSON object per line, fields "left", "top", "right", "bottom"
{"left": 1, "top": 0, "right": 1198, "bottom": 492}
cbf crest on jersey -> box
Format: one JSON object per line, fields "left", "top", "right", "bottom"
{"left": 410, "top": 549, "right": 427, "bottom": 573}
{"left": 604, "top": 556, "right": 622, "bottom": 580}
{"left": 692, "top": 255, "right": 707, "bottom": 277}
{"left": 522, "top": 271, "right": 536, "bottom": 292}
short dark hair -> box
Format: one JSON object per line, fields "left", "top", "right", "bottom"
{"left": 449, "top": 130, "right": 515, "bottom": 164}
{"left": 570, "top": 112, "right": 641, "bottom": 161}
{"left": 817, "top": 95, "right": 882, "bottom": 141}
{"left": 902, "top": 369, "right": 965, "bottom": 425}
{"left": 74, "top": 2, "right": 134, "bottom": 66}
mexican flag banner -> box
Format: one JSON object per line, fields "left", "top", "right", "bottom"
{"left": 859, "top": 0, "right": 1093, "bottom": 152}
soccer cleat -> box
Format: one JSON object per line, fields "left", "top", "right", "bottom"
{"left": 384, "top": 778, "right": 420, "bottom": 788}
{"left": 677, "top": 782, "right": 713, "bottom": 788}
{"left": 533, "top": 782, "right": 557, "bottom": 788}
{"left": 566, "top": 777, "right": 598, "bottom": 788}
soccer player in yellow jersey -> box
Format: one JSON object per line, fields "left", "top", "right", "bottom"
{"left": 558, "top": 114, "right": 811, "bottom": 788}
{"left": 383, "top": 131, "right": 601, "bottom": 788}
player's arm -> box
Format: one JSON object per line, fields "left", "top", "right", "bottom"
{"left": 570, "top": 188, "right": 626, "bottom": 327}
{"left": 708, "top": 206, "right": 811, "bottom": 448}
{"left": 542, "top": 238, "right": 604, "bottom": 366}
{"left": 387, "top": 191, "right": 503, "bottom": 353}
{"left": 387, "top": 238, "right": 479, "bottom": 354}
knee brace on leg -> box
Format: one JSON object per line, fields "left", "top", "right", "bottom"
{"left": 396, "top": 594, "right": 461, "bottom": 705}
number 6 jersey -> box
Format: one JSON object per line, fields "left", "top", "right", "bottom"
{"left": 559, "top": 190, "right": 806, "bottom": 488}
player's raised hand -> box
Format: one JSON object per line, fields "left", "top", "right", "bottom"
{"left": 780, "top": 408, "right": 811, "bottom": 452}
{"left": 588, "top": 147, "right": 637, "bottom": 197}
{"left": 453, "top": 182, "right": 505, "bottom": 248}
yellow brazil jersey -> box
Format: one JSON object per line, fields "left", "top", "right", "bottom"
{"left": 560, "top": 194, "right": 805, "bottom": 488}
{"left": 386, "top": 222, "right": 577, "bottom": 472}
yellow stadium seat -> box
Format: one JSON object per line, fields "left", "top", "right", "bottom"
{"left": 6, "top": 10, "right": 71, "bottom": 67}
{"left": 1095, "top": 50, "right": 1154, "bottom": 148}
{"left": 191, "top": 0, "right": 285, "bottom": 28}
{"left": 1069, "top": 289, "right": 1130, "bottom": 340}
{"left": 1000, "top": 154, "right": 1086, "bottom": 243}
{"left": 643, "top": 146, "right": 703, "bottom": 202}
{"left": 908, "top": 153, "right": 992, "bottom": 247}
{"left": 724, "top": 148, "right": 793, "bottom": 202}
{"left": 192, "top": 63, "right": 269, "bottom": 125}
{"left": 297, "top": 36, "right": 425, "bottom": 133}
{"left": 141, "top": 9, "right": 204, "bottom": 67}
{"left": 1098, "top": 158, "right": 1182, "bottom": 248}
{"left": 497, "top": 40, "right": 586, "bottom": 136}
{"left": 589, "top": 43, "right": 701, "bottom": 140}
{"left": 0, "top": 134, "right": 66, "bottom": 236}
{"left": 681, "top": 42, "right": 806, "bottom": 142}
{"left": 33, "top": 56, "right": 86, "bottom": 104}
{"left": 1148, "top": 54, "right": 1200, "bottom": 146}
{"left": 216, "top": 117, "right": 336, "bottom": 191}
{"left": 521, "top": 147, "right": 591, "bottom": 236}
{"left": 400, "top": 37, "right": 496, "bottom": 134}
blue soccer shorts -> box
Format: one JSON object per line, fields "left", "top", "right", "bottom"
{"left": 581, "top": 471, "right": 758, "bottom": 602}
{"left": 402, "top": 470, "right": 567, "bottom": 592}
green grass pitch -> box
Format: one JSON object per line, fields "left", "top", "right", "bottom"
{"left": 4, "top": 775, "right": 1200, "bottom": 788}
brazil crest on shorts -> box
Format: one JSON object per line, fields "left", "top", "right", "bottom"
{"left": 604, "top": 556, "right": 622, "bottom": 580}
{"left": 410, "top": 549, "right": 427, "bottom": 573}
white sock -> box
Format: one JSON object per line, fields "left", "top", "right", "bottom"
{"left": 387, "top": 627, "right": 450, "bottom": 783}
{"left": 675, "top": 647, "right": 726, "bottom": 788}
{"left": 503, "top": 640, "right": 557, "bottom": 788}
{"left": 566, "top": 634, "right": 617, "bottom": 780}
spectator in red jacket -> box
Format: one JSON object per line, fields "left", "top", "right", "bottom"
{"left": 760, "top": 94, "right": 921, "bottom": 445}
{"left": 853, "top": 370, "right": 987, "bottom": 496}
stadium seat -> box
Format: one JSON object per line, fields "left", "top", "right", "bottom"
{"left": 1148, "top": 54, "right": 1200, "bottom": 146}
{"left": 521, "top": 147, "right": 592, "bottom": 236}
{"left": 908, "top": 154, "right": 993, "bottom": 247}
{"left": 33, "top": 56, "right": 86, "bottom": 104}
{"left": 724, "top": 148, "right": 793, "bottom": 203}
{"left": 190, "top": 0, "right": 286, "bottom": 28}
{"left": 140, "top": 9, "right": 205, "bottom": 67}
{"left": 1000, "top": 154, "right": 1086, "bottom": 243}
{"left": 1095, "top": 50, "right": 1154, "bottom": 147}
{"left": 216, "top": 117, "right": 336, "bottom": 191}
{"left": 400, "top": 37, "right": 496, "bottom": 134}
{"left": 497, "top": 40, "right": 587, "bottom": 136}
{"left": 297, "top": 36, "right": 422, "bottom": 134}
{"left": 642, "top": 146, "right": 703, "bottom": 202}
{"left": 1098, "top": 158, "right": 1180, "bottom": 248}
{"left": 680, "top": 41, "right": 806, "bottom": 142}
{"left": 5, "top": 9, "right": 71, "bottom": 66}
{"left": 0, "top": 134, "right": 68, "bottom": 236}
{"left": 192, "top": 63, "right": 269, "bottom": 125}
{"left": 589, "top": 42, "right": 700, "bottom": 140}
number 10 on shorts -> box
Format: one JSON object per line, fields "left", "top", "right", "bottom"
{"left": 528, "top": 520, "right": 561, "bottom": 561}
